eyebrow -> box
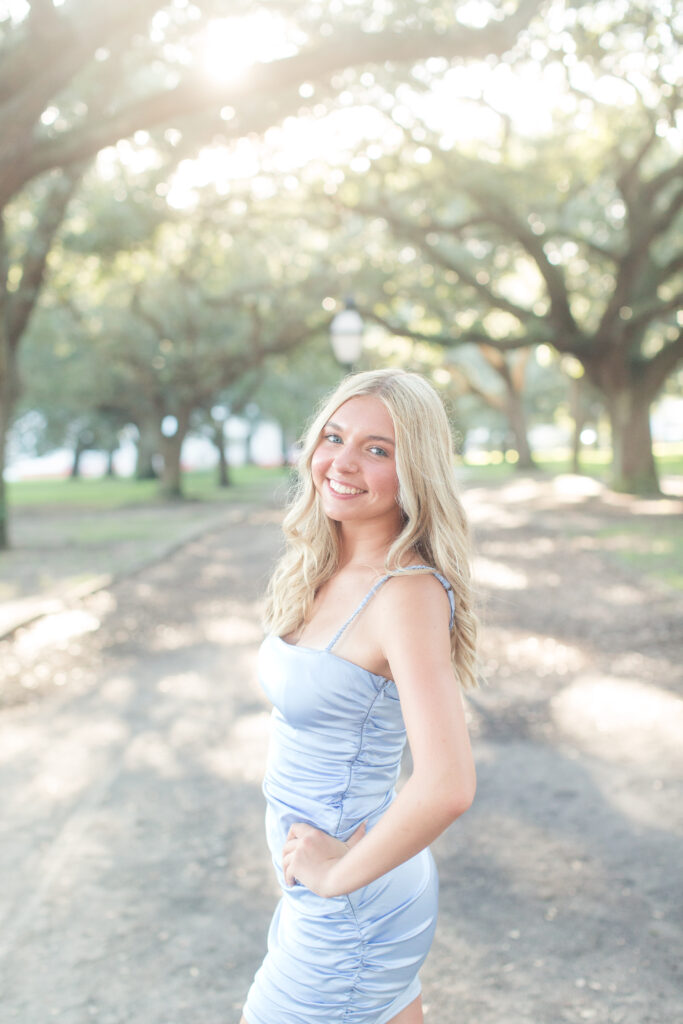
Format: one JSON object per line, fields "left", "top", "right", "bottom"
{"left": 325, "top": 420, "right": 395, "bottom": 446}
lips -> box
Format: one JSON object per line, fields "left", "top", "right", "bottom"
{"left": 327, "top": 478, "right": 366, "bottom": 496}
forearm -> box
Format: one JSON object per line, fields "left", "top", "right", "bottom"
{"left": 324, "top": 773, "right": 472, "bottom": 898}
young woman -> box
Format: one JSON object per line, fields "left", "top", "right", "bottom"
{"left": 240, "top": 368, "right": 478, "bottom": 1024}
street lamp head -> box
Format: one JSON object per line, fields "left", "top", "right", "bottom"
{"left": 329, "top": 300, "right": 364, "bottom": 369}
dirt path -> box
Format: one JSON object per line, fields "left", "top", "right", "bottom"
{"left": 0, "top": 478, "right": 681, "bottom": 1024}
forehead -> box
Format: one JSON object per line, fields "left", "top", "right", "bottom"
{"left": 327, "top": 395, "right": 395, "bottom": 437}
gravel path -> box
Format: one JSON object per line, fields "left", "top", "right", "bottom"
{"left": 0, "top": 478, "right": 681, "bottom": 1024}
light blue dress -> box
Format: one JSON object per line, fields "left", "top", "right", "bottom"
{"left": 243, "top": 567, "right": 455, "bottom": 1024}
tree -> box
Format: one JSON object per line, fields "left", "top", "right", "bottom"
{"left": 16, "top": 276, "right": 133, "bottom": 474}
{"left": 23, "top": 183, "right": 341, "bottom": 497}
{"left": 450, "top": 346, "right": 536, "bottom": 467}
{"left": 0, "top": 0, "right": 541, "bottom": 543}
{"left": 331, "top": 0, "right": 682, "bottom": 493}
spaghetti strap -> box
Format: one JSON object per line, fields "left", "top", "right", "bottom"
{"left": 326, "top": 564, "right": 455, "bottom": 652}
{"left": 325, "top": 575, "right": 392, "bottom": 651}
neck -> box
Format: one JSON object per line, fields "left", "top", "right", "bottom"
{"left": 337, "top": 517, "right": 402, "bottom": 570}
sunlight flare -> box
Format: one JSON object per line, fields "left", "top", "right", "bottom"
{"left": 202, "top": 13, "right": 297, "bottom": 85}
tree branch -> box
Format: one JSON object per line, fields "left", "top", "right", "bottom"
{"left": 463, "top": 183, "right": 581, "bottom": 338}
{"left": 371, "top": 203, "right": 544, "bottom": 326}
{"left": 643, "top": 153, "right": 683, "bottom": 202}
{"left": 616, "top": 119, "right": 660, "bottom": 203}
{"left": 448, "top": 363, "right": 505, "bottom": 412}
{"left": 642, "top": 330, "right": 683, "bottom": 401}
{"left": 1, "top": 0, "right": 542, "bottom": 203}
{"left": 627, "top": 291, "right": 683, "bottom": 337}
{"left": 552, "top": 230, "right": 620, "bottom": 263}
{"left": 654, "top": 249, "right": 683, "bottom": 286}
{"left": 0, "top": 1, "right": 68, "bottom": 104}
{"left": 648, "top": 184, "right": 683, "bottom": 240}
{"left": 597, "top": 177, "right": 683, "bottom": 340}
{"left": 365, "top": 309, "right": 535, "bottom": 352}
{"left": 7, "top": 166, "right": 82, "bottom": 347}
{"left": 0, "top": 1, "right": 162, "bottom": 136}
{"left": 130, "top": 288, "right": 168, "bottom": 340}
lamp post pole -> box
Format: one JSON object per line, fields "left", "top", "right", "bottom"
{"left": 329, "top": 297, "right": 364, "bottom": 373}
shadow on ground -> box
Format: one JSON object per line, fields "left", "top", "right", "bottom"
{"left": 0, "top": 479, "right": 681, "bottom": 1023}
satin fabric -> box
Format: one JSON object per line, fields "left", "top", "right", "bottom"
{"left": 242, "top": 633, "right": 439, "bottom": 1024}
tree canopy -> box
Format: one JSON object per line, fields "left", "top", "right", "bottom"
{"left": 0, "top": 0, "right": 542, "bottom": 545}
{"left": 1, "top": 0, "right": 681, "bottom": 556}
{"left": 324, "top": 0, "right": 682, "bottom": 492}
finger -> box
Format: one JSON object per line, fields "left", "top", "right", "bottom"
{"left": 282, "top": 840, "right": 300, "bottom": 873}
{"left": 345, "top": 821, "right": 367, "bottom": 849}
{"left": 282, "top": 854, "right": 295, "bottom": 887}
{"left": 287, "top": 822, "right": 311, "bottom": 841}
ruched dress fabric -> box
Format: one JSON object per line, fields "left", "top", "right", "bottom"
{"left": 242, "top": 568, "right": 455, "bottom": 1024}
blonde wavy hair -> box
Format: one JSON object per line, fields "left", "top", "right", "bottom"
{"left": 265, "top": 368, "right": 479, "bottom": 690}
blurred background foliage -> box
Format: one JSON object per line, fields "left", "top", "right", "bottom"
{"left": 0, "top": 0, "right": 681, "bottom": 546}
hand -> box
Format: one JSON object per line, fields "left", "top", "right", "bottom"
{"left": 282, "top": 821, "right": 366, "bottom": 897}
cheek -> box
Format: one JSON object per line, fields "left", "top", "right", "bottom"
{"left": 310, "top": 446, "right": 329, "bottom": 488}
{"left": 389, "top": 469, "right": 400, "bottom": 498}
{"left": 375, "top": 463, "right": 399, "bottom": 498}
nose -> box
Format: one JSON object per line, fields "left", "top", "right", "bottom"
{"left": 332, "top": 445, "right": 359, "bottom": 474}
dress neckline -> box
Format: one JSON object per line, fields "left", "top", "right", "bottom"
{"left": 272, "top": 634, "right": 392, "bottom": 683}
{"left": 283, "top": 563, "right": 451, "bottom": 657}
{"left": 271, "top": 564, "right": 453, "bottom": 684}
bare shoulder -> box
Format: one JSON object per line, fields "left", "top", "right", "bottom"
{"left": 378, "top": 571, "right": 452, "bottom": 627}
{"left": 368, "top": 571, "right": 454, "bottom": 687}
{"left": 385, "top": 573, "right": 454, "bottom": 610}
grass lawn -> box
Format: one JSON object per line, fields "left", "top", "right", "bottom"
{"left": 595, "top": 520, "right": 683, "bottom": 591}
{"left": 458, "top": 444, "right": 683, "bottom": 592}
{"left": 7, "top": 464, "right": 290, "bottom": 509}
{"left": 458, "top": 442, "right": 683, "bottom": 484}
{"left": 0, "top": 467, "right": 290, "bottom": 633}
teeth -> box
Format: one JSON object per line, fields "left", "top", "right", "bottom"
{"left": 328, "top": 479, "right": 364, "bottom": 495}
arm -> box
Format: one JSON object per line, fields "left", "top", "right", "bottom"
{"left": 282, "top": 574, "right": 476, "bottom": 897}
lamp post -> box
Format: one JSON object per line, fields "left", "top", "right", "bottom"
{"left": 329, "top": 298, "right": 364, "bottom": 372}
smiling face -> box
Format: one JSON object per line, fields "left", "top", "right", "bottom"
{"left": 310, "top": 394, "right": 402, "bottom": 532}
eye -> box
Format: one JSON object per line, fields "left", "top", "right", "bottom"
{"left": 323, "top": 432, "right": 343, "bottom": 444}
{"left": 369, "top": 445, "right": 389, "bottom": 457}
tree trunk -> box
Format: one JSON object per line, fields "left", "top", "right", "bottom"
{"left": 608, "top": 388, "right": 659, "bottom": 495}
{"left": 0, "top": 387, "right": 10, "bottom": 550}
{"left": 159, "top": 432, "right": 185, "bottom": 498}
{"left": 106, "top": 447, "right": 116, "bottom": 477}
{"left": 244, "top": 424, "right": 256, "bottom": 466}
{"left": 0, "top": 172, "right": 81, "bottom": 546}
{"left": 280, "top": 425, "right": 290, "bottom": 465}
{"left": 158, "top": 409, "right": 190, "bottom": 499}
{"left": 0, "top": 323, "right": 17, "bottom": 550}
{"left": 218, "top": 444, "right": 231, "bottom": 486}
{"left": 569, "top": 377, "right": 587, "bottom": 474}
{"left": 70, "top": 436, "right": 88, "bottom": 478}
{"left": 212, "top": 418, "right": 231, "bottom": 487}
{"left": 135, "top": 416, "right": 158, "bottom": 479}
{"left": 477, "top": 344, "right": 536, "bottom": 470}
{"left": 504, "top": 387, "right": 535, "bottom": 469}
